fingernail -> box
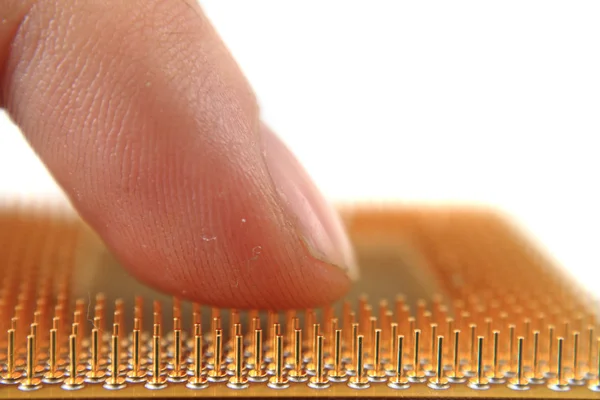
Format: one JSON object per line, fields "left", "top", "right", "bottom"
{"left": 261, "top": 125, "right": 358, "bottom": 280}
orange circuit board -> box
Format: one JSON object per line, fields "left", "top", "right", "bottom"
{"left": 0, "top": 204, "right": 597, "bottom": 399}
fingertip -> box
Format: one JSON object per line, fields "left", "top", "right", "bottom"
{"left": 261, "top": 123, "right": 359, "bottom": 282}
{"left": 0, "top": 0, "right": 356, "bottom": 310}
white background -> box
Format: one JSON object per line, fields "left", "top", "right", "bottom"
{"left": 0, "top": 1, "right": 598, "bottom": 295}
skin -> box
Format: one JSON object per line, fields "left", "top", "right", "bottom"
{"left": 0, "top": 0, "right": 358, "bottom": 310}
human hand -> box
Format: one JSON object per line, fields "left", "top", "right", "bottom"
{"left": 0, "top": 0, "right": 357, "bottom": 310}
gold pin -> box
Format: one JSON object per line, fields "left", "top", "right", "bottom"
{"left": 13, "top": 318, "right": 27, "bottom": 367}
{"left": 231, "top": 309, "right": 240, "bottom": 331}
{"left": 172, "top": 297, "right": 181, "bottom": 319}
{"left": 307, "top": 335, "right": 329, "bottom": 389}
{"left": 323, "top": 305, "right": 334, "bottom": 335}
{"left": 428, "top": 336, "right": 449, "bottom": 390}
{"left": 505, "top": 324, "right": 516, "bottom": 378}
{"left": 266, "top": 312, "right": 278, "bottom": 353}
{"left": 348, "top": 335, "right": 370, "bottom": 389}
{"left": 426, "top": 323, "right": 438, "bottom": 375}
{"left": 152, "top": 311, "right": 161, "bottom": 332}
{"left": 245, "top": 312, "right": 259, "bottom": 345}
{"left": 342, "top": 300, "right": 352, "bottom": 331}
{"left": 344, "top": 311, "right": 355, "bottom": 354}
{"left": 206, "top": 316, "right": 220, "bottom": 355}
{"left": 385, "top": 322, "right": 398, "bottom": 372}
{"left": 265, "top": 322, "right": 280, "bottom": 365}
{"left": 563, "top": 320, "right": 570, "bottom": 350}
{"left": 527, "top": 330, "right": 543, "bottom": 384}
{"left": 91, "top": 303, "right": 101, "bottom": 331}
{"left": 285, "top": 321, "right": 298, "bottom": 366}
{"left": 268, "top": 335, "right": 290, "bottom": 389}
{"left": 288, "top": 329, "right": 307, "bottom": 382}
{"left": 227, "top": 323, "right": 242, "bottom": 368}
{"left": 226, "top": 312, "right": 240, "bottom": 358}
{"left": 70, "top": 322, "right": 82, "bottom": 368}
{"left": 192, "top": 302, "right": 201, "bottom": 321}
{"left": 508, "top": 336, "right": 529, "bottom": 390}
{"left": 106, "top": 320, "right": 124, "bottom": 374}
{"left": 416, "top": 300, "right": 426, "bottom": 329}
{"left": 448, "top": 329, "right": 465, "bottom": 383}
{"left": 113, "top": 303, "right": 123, "bottom": 328}
{"left": 568, "top": 331, "right": 585, "bottom": 385}
{"left": 52, "top": 316, "right": 66, "bottom": 364}
{"left": 388, "top": 335, "right": 409, "bottom": 389}
{"left": 153, "top": 301, "right": 162, "bottom": 324}
{"left": 207, "top": 329, "right": 227, "bottom": 382}
{"left": 465, "top": 323, "right": 477, "bottom": 376}
{"left": 548, "top": 337, "right": 569, "bottom": 391}
{"left": 33, "top": 310, "right": 44, "bottom": 343}
{"left": 367, "top": 316, "right": 377, "bottom": 358}
{"left": 586, "top": 326, "right": 595, "bottom": 380}
{"left": 379, "top": 299, "right": 389, "bottom": 327}
{"left": 363, "top": 304, "right": 373, "bottom": 334}
{"left": 346, "top": 323, "right": 359, "bottom": 374}
{"left": 43, "top": 328, "right": 65, "bottom": 384}
{"left": 95, "top": 293, "right": 106, "bottom": 310}
{"left": 368, "top": 328, "right": 386, "bottom": 381}
{"left": 84, "top": 327, "right": 105, "bottom": 383}
{"left": 468, "top": 336, "right": 489, "bottom": 390}
{"left": 485, "top": 317, "right": 493, "bottom": 359}
{"left": 210, "top": 315, "right": 220, "bottom": 333}
{"left": 61, "top": 334, "right": 84, "bottom": 390}
{"left": 285, "top": 312, "right": 296, "bottom": 354}
{"left": 328, "top": 329, "right": 347, "bottom": 382}
{"left": 1, "top": 329, "right": 22, "bottom": 383}
{"left": 227, "top": 335, "right": 248, "bottom": 389}
{"left": 422, "top": 311, "right": 432, "bottom": 347}
{"left": 248, "top": 316, "right": 261, "bottom": 358}
{"left": 306, "top": 323, "right": 320, "bottom": 373}
{"left": 488, "top": 330, "right": 504, "bottom": 383}
{"left": 93, "top": 305, "right": 104, "bottom": 346}
{"left": 135, "top": 296, "right": 144, "bottom": 328}
{"left": 407, "top": 317, "right": 416, "bottom": 351}
{"left": 408, "top": 329, "right": 425, "bottom": 382}
{"left": 126, "top": 319, "right": 146, "bottom": 383}
{"left": 187, "top": 323, "right": 204, "bottom": 374}
{"left": 248, "top": 329, "right": 267, "bottom": 382}
{"left": 187, "top": 324, "right": 208, "bottom": 390}
{"left": 545, "top": 325, "right": 555, "bottom": 378}
{"left": 73, "top": 309, "right": 83, "bottom": 341}
{"left": 326, "top": 318, "right": 338, "bottom": 363}
{"left": 30, "top": 323, "right": 44, "bottom": 373}
{"left": 266, "top": 323, "right": 281, "bottom": 373}
{"left": 104, "top": 324, "right": 126, "bottom": 390}
{"left": 167, "top": 318, "right": 186, "bottom": 382}
{"left": 18, "top": 334, "right": 41, "bottom": 391}
{"left": 523, "top": 318, "right": 531, "bottom": 356}
{"left": 304, "top": 309, "right": 315, "bottom": 349}
{"left": 287, "top": 316, "right": 298, "bottom": 356}
{"left": 588, "top": 338, "right": 600, "bottom": 392}
{"left": 358, "top": 295, "right": 368, "bottom": 323}
{"left": 446, "top": 317, "right": 454, "bottom": 345}
{"left": 145, "top": 324, "right": 167, "bottom": 390}
{"left": 395, "top": 295, "right": 406, "bottom": 318}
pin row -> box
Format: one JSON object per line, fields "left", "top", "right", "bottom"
{"left": 1, "top": 320, "right": 599, "bottom": 393}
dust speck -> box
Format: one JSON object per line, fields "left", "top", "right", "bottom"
{"left": 249, "top": 246, "right": 262, "bottom": 262}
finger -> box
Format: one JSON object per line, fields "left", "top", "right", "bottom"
{"left": 0, "top": 0, "right": 357, "bottom": 309}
